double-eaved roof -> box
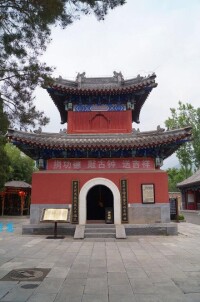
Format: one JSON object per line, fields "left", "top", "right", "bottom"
{"left": 47, "top": 72, "right": 157, "bottom": 124}
{"left": 7, "top": 126, "right": 192, "bottom": 161}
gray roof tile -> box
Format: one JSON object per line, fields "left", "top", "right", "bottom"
{"left": 7, "top": 127, "right": 192, "bottom": 151}
{"left": 177, "top": 169, "right": 200, "bottom": 187}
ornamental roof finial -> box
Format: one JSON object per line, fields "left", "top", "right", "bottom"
{"left": 76, "top": 72, "right": 86, "bottom": 88}
{"left": 113, "top": 71, "right": 124, "bottom": 84}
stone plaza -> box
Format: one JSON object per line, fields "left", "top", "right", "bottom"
{"left": 0, "top": 217, "right": 200, "bottom": 302}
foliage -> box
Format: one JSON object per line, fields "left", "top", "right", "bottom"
{"left": 0, "top": 0, "right": 125, "bottom": 188}
{"left": 165, "top": 101, "right": 200, "bottom": 170}
{"left": 0, "top": 98, "right": 10, "bottom": 190}
{"left": 167, "top": 167, "right": 192, "bottom": 192}
{"left": 178, "top": 214, "right": 185, "bottom": 221}
{"left": 0, "top": 0, "right": 125, "bottom": 129}
{"left": 5, "top": 143, "right": 37, "bottom": 184}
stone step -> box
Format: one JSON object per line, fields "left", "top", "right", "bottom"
{"left": 85, "top": 224, "right": 115, "bottom": 229}
{"left": 84, "top": 232, "right": 116, "bottom": 238}
{"left": 85, "top": 228, "right": 115, "bottom": 234}
{"left": 84, "top": 224, "right": 116, "bottom": 238}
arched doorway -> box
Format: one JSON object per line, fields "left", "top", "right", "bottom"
{"left": 87, "top": 185, "right": 113, "bottom": 222}
{"left": 79, "top": 177, "right": 121, "bottom": 224}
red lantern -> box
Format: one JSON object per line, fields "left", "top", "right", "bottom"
{"left": 18, "top": 190, "right": 26, "bottom": 197}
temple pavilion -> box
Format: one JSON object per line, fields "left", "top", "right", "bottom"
{"left": 177, "top": 169, "right": 200, "bottom": 210}
{"left": 7, "top": 72, "right": 191, "bottom": 233}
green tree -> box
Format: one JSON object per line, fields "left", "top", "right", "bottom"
{"left": 0, "top": 0, "right": 125, "bottom": 128}
{"left": 165, "top": 101, "right": 200, "bottom": 171}
{"left": 167, "top": 167, "right": 192, "bottom": 192}
{"left": 5, "top": 143, "right": 36, "bottom": 184}
{"left": 0, "top": 0, "right": 125, "bottom": 188}
{"left": 0, "top": 98, "right": 10, "bottom": 190}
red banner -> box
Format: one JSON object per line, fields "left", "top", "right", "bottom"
{"left": 47, "top": 158, "right": 155, "bottom": 171}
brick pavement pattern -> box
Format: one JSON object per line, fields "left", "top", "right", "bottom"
{"left": 0, "top": 218, "right": 200, "bottom": 301}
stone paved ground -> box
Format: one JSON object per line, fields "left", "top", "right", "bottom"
{"left": 0, "top": 218, "right": 200, "bottom": 301}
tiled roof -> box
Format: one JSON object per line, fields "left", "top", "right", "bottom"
{"left": 49, "top": 72, "right": 157, "bottom": 94}
{"left": 7, "top": 127, "right": 192, "bottom": 155}
{"left": 177, "top": 169, "right": 200, "bottom": 188}
{"left": 4, "top": 181, "right": 31, "bottom": 188}
{"left": 46, "top": 73, "right": 157, "bottom": 125}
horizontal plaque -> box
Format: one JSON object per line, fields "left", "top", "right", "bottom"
{"left": 47, "top": 158, "right": 155, "bottom": 171}
{"left": 41, "top": 208, "right": 69, "bottom": 222}
{"left": 74, "top": 104, "right": 126, "bottom": 112}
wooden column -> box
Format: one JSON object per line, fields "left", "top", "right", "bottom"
{"left": 1, "top": 193, "right": 5, "bottom": 216}
{"left": 18, "top": 191, "right": 26, "bottom": 216}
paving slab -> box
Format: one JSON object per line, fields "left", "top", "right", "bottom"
{"left": 82, "top": 294, "right": 109, "bottom": 302}
{"left": 84, "top": 278, "right": 108, "bottom": 295}
{"left": 59, "top": 283, "right": 85, "bottom": 295}
{"left": 1, "top": 219, "right": 200, "bottom": 301}
{"left": 87, "top": 267, "right": 107, "bottom": 279}
{"left": 173, "top": 277, "right": 200, "bottom": 294}
{"left": 34, "top": 277, "right": 64, "bottom": 294}
{"left": 46, "top": 266, "right": 70, "bottom": 278}
{"left": 108, "top": 284, "right": 133, "bottom": 295}
{"left": 134, "top": 294, "right": 167, "bottom": 302}
{"left": 26, "top": 292, "right": 57, "bottom": 302}
{"left": 109, "top": 294, "right": 137, "bottom": 302}
{"left": 108, "top": 272, "right": 129, "bottom": 285}
{"left": 54, "top": 293, "right": 82, "bottom": 302}
{"left": 184, "top": 293, "right": 200, "bottom": 302}
{"left": 0, "top": 286, "right": 35, "bottom": 302}
{"left": 130, "top": 279, "right": 155, "bottom": 294}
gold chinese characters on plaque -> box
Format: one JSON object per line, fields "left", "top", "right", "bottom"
{"left": 71, "top": 180, "right": 79, "bottom": 224}
{"left": 120, "top": 179, "right": 128, "bottom": 223}
{"left": 141, "top": 184, "right": 155, "bottom": 204}
{"left": 41, "top": 208, "right": 69, "bottom": 222}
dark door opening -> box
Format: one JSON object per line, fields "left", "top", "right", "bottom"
{"left": 87, "top": 185, "right": 113, "bottom": 222}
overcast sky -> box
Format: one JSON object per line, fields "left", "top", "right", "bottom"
{"left": 34, "top": 0, "right": 200, "bottom": 169}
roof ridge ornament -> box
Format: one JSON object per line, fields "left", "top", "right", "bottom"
{"left": 33, "top": 127, "right": 42, "bottom": 134}
{"left": 59, "top": 129, "right": 66, "bottom": 134}
{"left": 113, "top": 71, "right": 124, "bottom": 84}
{"left": 157, "top": 125, "right": 165, "bottom": 132}
{"left": 76, "top": 72, "right": 86, "bottom": 88}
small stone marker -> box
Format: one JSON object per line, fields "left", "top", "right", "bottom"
{"left": 74, "top": 225, "right": 85, "bottom": 239}
{"left": 116, "top": 225, "right": 126, "bottom": 239}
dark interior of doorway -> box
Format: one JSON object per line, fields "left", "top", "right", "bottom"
{"left": 87, "top": 185, "right": 113, "bottom": 222}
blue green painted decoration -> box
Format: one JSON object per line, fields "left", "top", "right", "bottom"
{"left": 74, "top": 104, "right": 126, "bottom": 112}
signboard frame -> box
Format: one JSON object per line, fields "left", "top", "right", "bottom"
{"left": 120, "top": 179, "right": 129, "bottom": 223}
{"left": 71, "top": 180, "right": 79, "bottom": 224}
{"left": 141, "top": 184, "right": 155, "bottom": 204}
{"left": 40, "top": 208, "right": 69, "bottom": 222}
{"left": 40, "top": 208, "right": 70, "bottom": 239}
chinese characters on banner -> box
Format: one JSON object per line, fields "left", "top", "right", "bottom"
{"left": 47, "top": 158, "right": 154, "bottom": 171}
{"left": 120, "top": 180, "right": 128, "bottom": 223}
{"left": 71, "top": 181, "right": 79, "bottom": 224}
{"left": 141, "top": 184, "right": 155, "bottom": 204}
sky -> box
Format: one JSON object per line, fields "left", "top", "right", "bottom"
{"left": 34, "top": 0, "right": 200, "bottom": 169}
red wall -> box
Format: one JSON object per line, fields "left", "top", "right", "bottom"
{"left": 31, "top": 170, "right": 169, "bottom": 204}
{"left": 67, "top": 111, "right": 132, "bottom": 133}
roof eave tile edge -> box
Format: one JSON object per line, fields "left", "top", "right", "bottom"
{"left": 46, "top": 73, "right": 157, "bottom": 91}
